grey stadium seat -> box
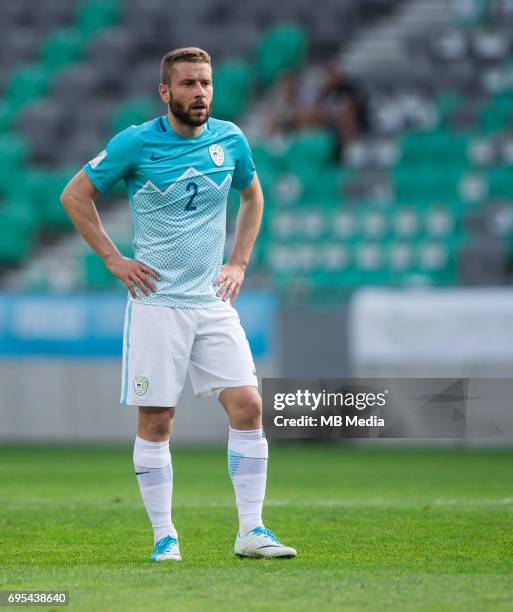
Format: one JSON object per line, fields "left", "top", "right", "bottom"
{"left": 51, "top": 63, "right": 99, "bottom": 104}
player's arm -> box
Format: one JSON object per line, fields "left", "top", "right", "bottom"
{"left": 60, "top": 169, "right": 160, "bottom": 298}
{"left": 214, "top": 173, "right": 264, "bottom": 303}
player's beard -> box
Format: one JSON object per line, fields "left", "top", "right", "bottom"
{"left": 168, "top": 95, "right": 210, "bottom": 127}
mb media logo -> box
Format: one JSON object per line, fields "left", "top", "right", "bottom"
{"left": 134, "top": 376, "right": 149, "bottom": 396}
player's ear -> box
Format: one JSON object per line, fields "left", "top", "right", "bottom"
{"left": 159, "top": 82, "right": 170, "bottom": 104}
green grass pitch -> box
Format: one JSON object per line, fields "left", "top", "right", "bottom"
{"left": 1, "top": 444, "right": 513, "bottom": 611}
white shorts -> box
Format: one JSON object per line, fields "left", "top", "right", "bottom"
{"left": 120, "top": 300, "right": 258, "bottom": 407}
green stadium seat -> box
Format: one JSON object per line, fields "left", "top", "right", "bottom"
{"left": 0, "top": 203, "right": 36, "bottom": 263}
{"left": 488, "top": 167, "right": 513, "bottom": 198}
{"left": 34, "top": 167, "right": 76, "bottom": 229}
{"left": 82, "top": 239, "right": 132, "bottom": 288}
{"left": 270, "top": 211, "right": 296, "bottom": 241}
{"left": 417, "top": 241, "right": 449, "bottom": 271}
{"left": 213, "top": 60, "right": 252, "bottom": 120}
{"left": 0, "top": 135, "right": 29, "bottom": 196}
{"left": 246, "top": 142, "right": 282, "bottom": 204}
{"left": 295, "top": 244, "right": 317, "bottom": 273}
{"left": 254, "top": 165, "right": 279, "bottom": 203}
{"left": 255, "top": 23, "right": 308, "bottom": 84}
{"left": 450, "top": 0, "right": 492, "bottom": 27}
{"left": 354, "top": 242, "right": 387, "bottom": 277}
{"left": 4, "top": 194, "right": 41, "bottom": 232}
{"left": 6, "top": 65, "right": 52, "bottom": 112}
{"left": 417, "top": 239, "right": 458, "bottom": 285}
{"left": 285, "top": 129, "right": 336, "bottom": 171}
{"left": 111, "top": 97, "right": 157, "bottom": 134}
{"left": 266, "top": 243, "right": 292, "bottom": 274}
{"left": 479, "top": 93, "right": 513, "bottom": 133}
{"left": 393, "top": 207, "right": 421, "bottom": 239}
{"left": 332, "top": 209, "right": 359, "bottom": 241}
{"left": 359, "top": 208, "right": 388, "bottom": 239}
{"left": 298, "top": 210, "right": 326, "bottom": 239}
{"left": 251, "top": 142, "right": 285, "bottom": 178}
{"left": 3, "top": 192, "right": 36, "bottom": 221}
{"left": 2, "top": 168, "right": 51, "bottom": 226}
{"left": 354, "top": 243, "right": 376, "bottom": 270}
{"left": 466, "top": 135, "right": 495, "bottom": 167}
{"left": 458, "top": 171, "right": 489, "bottom": 206}
{"left": 0, "top": 102, "right": 16, "bottom": 134}
{"left": 299, "top": 166, "right": 342, "bottom": 206}
{"left": 318, "top": 243, "right": 350, "bottom": 272}
{"left": 387, "top": 242, "right": 415, "bottom": 274}
{"left": 43, "top": 188, "right": 71, "bottom": 229}
{"left": 267, "top": 243, "right": 318, "bottom": 276}
{"left": 424, "top": 204, "right": 456, "bottom": 238}
{"left": 436, "top": 91, "right": 464, "bottom": 124}
{"left": 399, "top": 130, "right": 469, "bottom": 165}
{"left": 77, "top": 0, "right": 120, "bottom": 39}
{"left": 83, "top": 251, "right": 117, "bottom": 288}
{"left": 0, "top": 134, "right": 28, "bottom": 169}
{"left": 41, "top": 29, "right": 85, "bottom": 72}
{"left": 393, "top": 164, "right": 464, "bottom": 203}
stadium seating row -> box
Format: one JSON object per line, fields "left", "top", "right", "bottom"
{"left": 1, "top": 0, "right": 512, "bottom": 296}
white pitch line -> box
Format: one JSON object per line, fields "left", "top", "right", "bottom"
{"left": 4, "top": 498, "right": 513, "bottom": 509}
{"left": 248, "top": 498, "right": 513, "bottom": 508}
{"left": 120, "top": 497, "right": 513, "bottom": 509}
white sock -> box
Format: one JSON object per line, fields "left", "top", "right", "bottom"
{"left": 133, "top": 435, "right": 177, "bottom": 544}
{"left": 228, "top": 426, "right": 268, "bottom": 536}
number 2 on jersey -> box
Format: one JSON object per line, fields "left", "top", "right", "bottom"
{"left": 185, "top": 181, "right": 198, "bottom": 211}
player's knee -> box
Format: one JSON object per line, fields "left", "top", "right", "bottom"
{"left": 139, "top": 409, "right": 172, "bottom": 440}
{"left": 232, "top": 389, "right": 262, "bottom": 428}
{"left": 146, "top": 419, "right": 171, "bottom": 439}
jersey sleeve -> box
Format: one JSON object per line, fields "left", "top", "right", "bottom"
{"left": 231, "top": 130, "right": 256, "bottom": 191}
{"left": 83, "top": 126, "right": 142, "bottom": 193}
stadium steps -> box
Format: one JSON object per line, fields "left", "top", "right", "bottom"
{"left": 1, "top": 199, "right": 131, "bottom": 291}
{"left": 341, "top": 0, "right": 450, "bottom": 75}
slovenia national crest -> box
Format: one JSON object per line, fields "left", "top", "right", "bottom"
{"left": 209, "top": 144, "right": 224, "bottom": 166}
{"left": 134, "top": 376, "right": 149, "bottom": 396}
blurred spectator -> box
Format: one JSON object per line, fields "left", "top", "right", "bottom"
{"left": 266, "top": 70, "right": 317, "bottom": 135}
{"left": 266, "top": 60, "right": 369, "bottom": 158}
{"left": 315, "top": 59, "right": 369, "bottom": 156}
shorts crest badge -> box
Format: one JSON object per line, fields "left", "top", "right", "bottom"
{"left": 134, "top": 376, "right": 149, "bottom": 396}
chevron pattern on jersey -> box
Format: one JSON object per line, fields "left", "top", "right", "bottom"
{"left": 131, "top": 167, "right": 232, "bottom": 308}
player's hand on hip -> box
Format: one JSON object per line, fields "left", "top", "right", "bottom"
{"left": 214, "top": 262, "right": 245, "bottom": 304}
{"left": 105, "top": 254, "right": 160, "bottom": 298}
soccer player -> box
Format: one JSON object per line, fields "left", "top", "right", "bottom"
{"left": 60, "top": 47, "right": 296, "bottom": 561}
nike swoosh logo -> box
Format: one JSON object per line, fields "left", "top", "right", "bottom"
{"left": 150, "top": 153, "right": 166, "bottom": 161}
{"left": 135, "top": 471, "right": 151, "bottom": 475}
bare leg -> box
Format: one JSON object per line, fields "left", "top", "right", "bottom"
{"left": 219, "top": 386, "right": 262, "bottom": 429}
{"left": 138, "top": 406, "right": 175, "bottom": 441}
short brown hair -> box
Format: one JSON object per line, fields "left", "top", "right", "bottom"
{"left": 160, "top": 47, "right": 212, "bottom": 86}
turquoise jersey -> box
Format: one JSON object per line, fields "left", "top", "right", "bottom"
{"left": 83, "top": 115, "right": 256, "bottom": 308}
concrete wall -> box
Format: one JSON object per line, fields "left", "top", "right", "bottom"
{"left": 277, "top": 306, "right": 351, "bottom": 377}
{"left": 0, "top": 358, "right": 274, "bottom": 443}
{"left": 5, "top": 288, "right": 513, "bottom": 442}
